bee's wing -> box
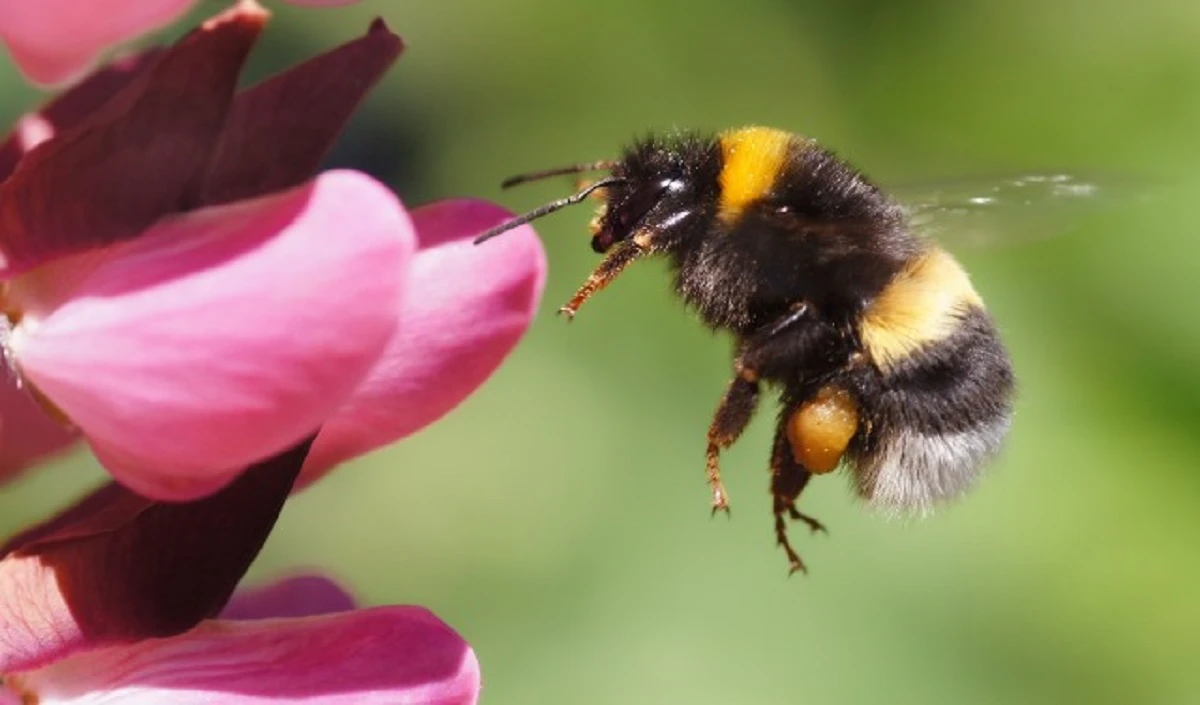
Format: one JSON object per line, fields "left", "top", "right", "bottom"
{"left": 890, "top": 173, "right": 1137, "bottom": 248}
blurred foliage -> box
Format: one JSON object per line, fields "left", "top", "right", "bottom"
{"left": 2, "top": 0, "right": 1199, "bottom": 703}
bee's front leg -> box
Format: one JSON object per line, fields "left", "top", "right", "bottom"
{"left": 560, "top": 230, "right": 656, "bottom": 319}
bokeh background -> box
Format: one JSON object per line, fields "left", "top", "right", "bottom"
{"left": 2, "top": 0, "right": 1198, "bottom": 703}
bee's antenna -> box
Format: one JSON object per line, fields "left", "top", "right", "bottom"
{"left": 474, "top": 177, "right": 624, "bottom": 245}
{"left": 500, "top": 161, "right": 616, "bottom": 189}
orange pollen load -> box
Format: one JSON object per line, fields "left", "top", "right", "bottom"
{"left": 786, "top": 385, "right": 860, "bottom": 474}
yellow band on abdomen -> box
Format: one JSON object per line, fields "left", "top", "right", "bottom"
{"left": 860, "top": 248, "right": 985, "bottom": 370}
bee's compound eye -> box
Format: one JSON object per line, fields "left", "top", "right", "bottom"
{"left": 774, "top": 204, "right": 792, "bottom": 216}
{"left": 616, "top": 182, "right": 671, "bottom": 230}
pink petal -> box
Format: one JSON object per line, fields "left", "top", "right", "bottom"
{"left": 0, "top": 0, "right": 199, "bottom": 85}
{"left": 301, "top": 199, "right": 545, "bottom": 483}
{"left": 221, "top": 574, "right": 356, "bottom": 620}
{"left": 13, "top": 607, "right": 480, "bottom": 705}
{"left": 10, "top": 171, "right": 412, "bottom": 500}
{"left": 0, "top": 379, "right": 79, "bottom": 486}
{"left": 0, "top": 442, "right": 310, "bottom": 674}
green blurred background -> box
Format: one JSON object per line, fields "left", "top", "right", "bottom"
{"left": 2, "top": 0, "right": 1199, "bottom": 703}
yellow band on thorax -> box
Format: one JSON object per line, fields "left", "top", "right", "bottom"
{"left": 717, "top": 126, "right": 793, "bottom": 224}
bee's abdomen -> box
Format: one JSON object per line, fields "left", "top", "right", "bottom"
{"left": 850, "top": 254, "right": 1015, "bottom": 514}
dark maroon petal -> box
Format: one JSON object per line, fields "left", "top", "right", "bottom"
{"left": 197, "top": 18, "right": 403, "bottom": 206}
{"left": 0, "top": 483, "right": 129, "bottom": 556}
{"left": 0, "top": 49, "right": 163, "bottom": 183}
{"left": 0, "top": 379, "right": 80, "bottom": 487}
{"left": 0, "top": 438, "right": 311, "bottom": 673}
{"left": 0, "top": 2, "right": 266, "bottom": 275}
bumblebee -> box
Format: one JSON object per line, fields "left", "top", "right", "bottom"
{"left": 476, "top": 126, "right": 1016, "bottom": 573}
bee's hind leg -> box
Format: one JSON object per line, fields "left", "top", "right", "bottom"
{"left": 769, "top": 418, "right": 827, "bottom": 575}
{"left": 771, "top": 383, "right": 861, "bottom": 574}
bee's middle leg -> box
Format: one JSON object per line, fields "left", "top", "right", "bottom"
{"left": 706, "top": 364, "right": 760, "bottom": 514}
{"left": 706, "top": 303, "right": 817, "bottom": 514}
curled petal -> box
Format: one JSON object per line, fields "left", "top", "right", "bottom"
{"left": 0, "top": 48, "right": 162, "bottom": 183}
{"left": 0, "top": 380, "right": 78, "bottom": 486}
{"left": 221, "top": 574, "right": 356, "bottom": 620}
{"left": 0, "top": 1, "right": 266, "bottom": 274}
{"left": 11, "top": 171, "right": 412, "bottom": 499}
{"left": 0, "top": 441, "right": 310, "bottom": 674}
{"left": 302, "top": 199, "right": 546, "bottom": 482}
{"left": 13, "top": 607, "right": 480, "bottom": 705}
{"left": 0, "top": 0, "right": 198, "bottom": 86}
{"left": 199, "top": 17, "right": 402, "bottom": 206}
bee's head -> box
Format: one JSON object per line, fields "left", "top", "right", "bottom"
{"left": 474, "top": 134, "right": 719, "bottom": 253}
{"left": 589, "top": 136, "right": 720, "bottom": 253}
{"left": 588, "top": 173, "right": 681, "bottom": 253}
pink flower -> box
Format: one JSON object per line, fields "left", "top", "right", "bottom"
{"left": 0, "top": 4, "right": 545, "bottom": 499}
{"left": 0, "top": 454, "right": 479, "bottom": 704}
{"left": 1, "top": 4, "right": 540, "bottom": 702}
{"left": 0, "top": 0, "right": 361, "bottom": 86}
